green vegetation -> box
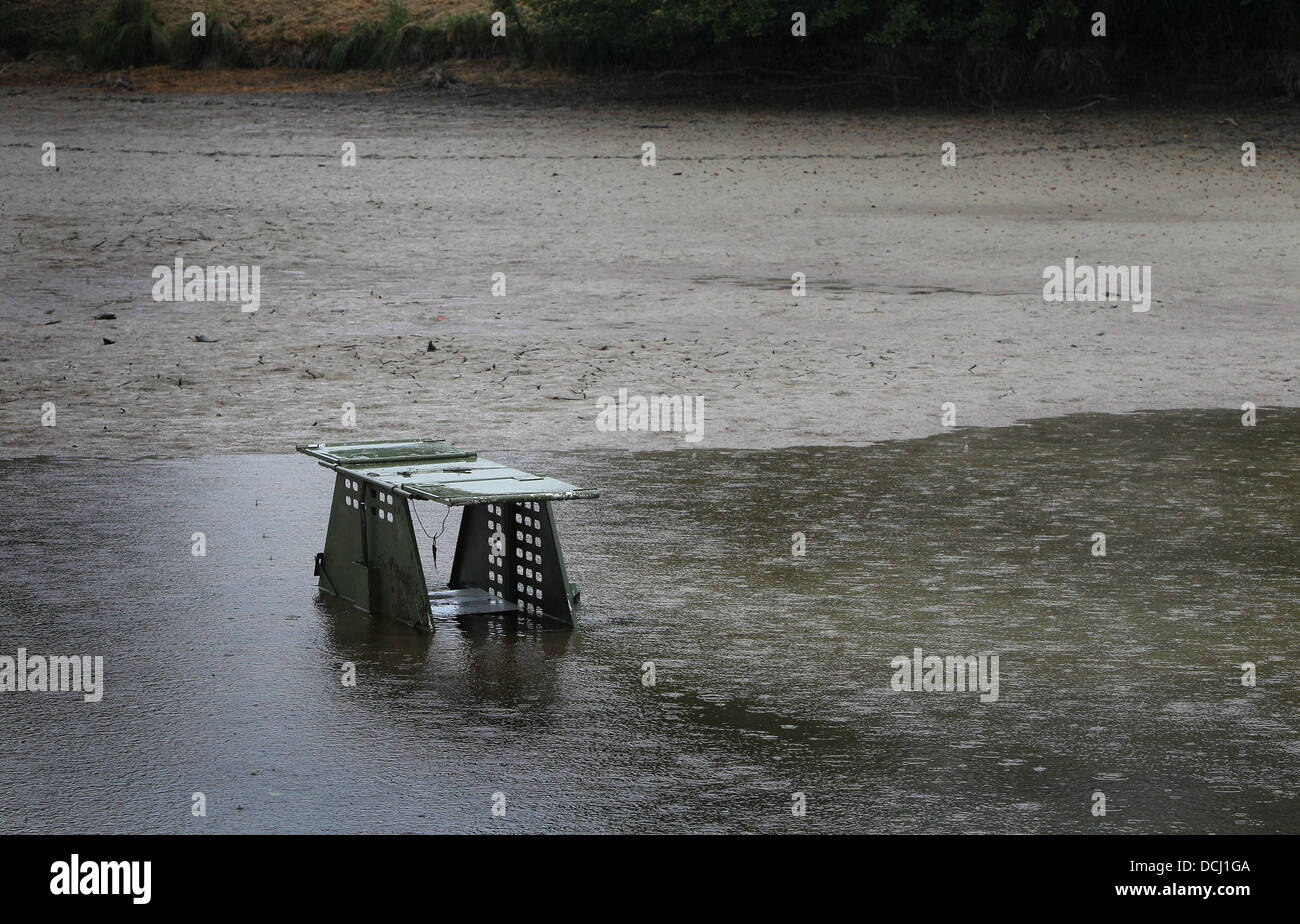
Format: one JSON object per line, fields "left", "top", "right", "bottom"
{"left": 80, "top": 0, "right": 171, "bottom": 68}
{"left": 520, "top": 0, "right": 1300, "bottom": 99}
{"left": 324, "top": 3, "right": 498, "bottom": 72}
{"left": 170, "top": 5, "right": 246, "bottom": 68}
{"left": 9, "top": 0, "right": 1297, "bottom": 102}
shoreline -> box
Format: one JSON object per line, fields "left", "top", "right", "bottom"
{"left": 5, "top": 57, "right": 1298, "bottom": 109}
{"left": 2, "top": 404, "right": 1295, "bottom": 465}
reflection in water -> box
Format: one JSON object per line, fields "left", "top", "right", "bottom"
{"left": 0, "top": 409, "right": 1296, "bottom": 833}
{"left": 317, "top": 593, "right": 573, "bottom": 712}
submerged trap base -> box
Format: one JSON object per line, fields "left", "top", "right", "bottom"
{"left": 298, "top": 438, "right": 597, "bottom": 631}
{"left": 428, "top": 587, "right": 520, "bottom": 619}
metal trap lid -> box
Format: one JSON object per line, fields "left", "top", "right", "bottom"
{"left": 296, "top": 438, "right": 475, "bottom": 466}
{"left": 299, "top": 439, "right": 596, "bottom": 506}
{"left": 343, "top": 458, "right": 597, "bottom": 506}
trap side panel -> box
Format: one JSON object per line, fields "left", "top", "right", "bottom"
{"left": 450, "top": 501, "right": 577, "bottom": 627}
{"left": 448, "top": 503, "right": 492, "bottom": 592}
{"left": 358, "top": 482, "right": 434, "bottom": 631}
{"left": 319, "top": 473, "right": 371, "bottom": 609}
{"left": 507, "top": 500, "right": 577, "bottom": 627}
{"left": 319, "top": 473, "right": 433, "bottom": 631}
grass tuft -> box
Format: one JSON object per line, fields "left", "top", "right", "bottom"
{"left": 170, "top": 5, "right": 246, "bottom": 68}
{"left": 81, "top": 0, "right": 170, "bottom": 69}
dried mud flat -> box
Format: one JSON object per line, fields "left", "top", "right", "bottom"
{"left": 1, "top": 85, "right": 1298, "bottom": 458}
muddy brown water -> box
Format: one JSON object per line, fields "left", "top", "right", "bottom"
{"left": 0, "top": 408, "right": 1296, "bottom": 833}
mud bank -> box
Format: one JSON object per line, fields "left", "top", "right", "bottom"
{"left": 1, "top": 88, "right": 1297, "bottom": 458}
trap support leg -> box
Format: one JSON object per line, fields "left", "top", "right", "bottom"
{"left": 449, "top": 500, "right": 580, "bottom": 627}
{"left": 315, "top": 472, "right": 433, "bottom": 630}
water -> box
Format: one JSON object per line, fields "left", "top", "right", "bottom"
{"left": 1, "top": 409, "right": 1297, "bottom": 833}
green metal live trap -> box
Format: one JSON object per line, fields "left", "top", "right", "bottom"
{"left": 297, "top": 438, "right": 597, "bottom": 630}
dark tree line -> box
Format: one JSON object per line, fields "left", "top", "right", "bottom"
{"left": 521, "top": 0, "right": 1300, "bottom": 100}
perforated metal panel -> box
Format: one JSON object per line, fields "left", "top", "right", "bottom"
{"left": 449, "top": 500, "right": 577, "bottom": 627}
{"left": 316, "top": 473, "right": 433, "bottom": 631}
